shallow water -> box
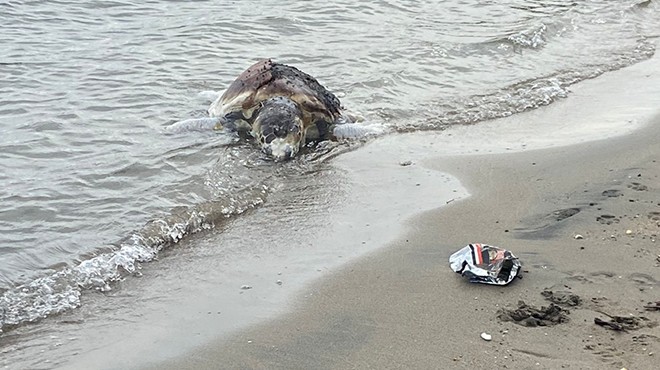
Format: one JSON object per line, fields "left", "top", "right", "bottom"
{"left": 1, "top": 0, "right": 659, "bottom": 364}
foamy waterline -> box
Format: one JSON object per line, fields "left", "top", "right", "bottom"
{"left": 0, "top": 185, "right": 268, "bottom": 333}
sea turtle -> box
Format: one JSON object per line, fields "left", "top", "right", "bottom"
{"left": 207, "top": 59, "right": 351, "bottom": 160}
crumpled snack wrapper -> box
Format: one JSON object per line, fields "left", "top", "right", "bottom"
{"left": 449, "top": 243, "right": 522, "bottom": 285}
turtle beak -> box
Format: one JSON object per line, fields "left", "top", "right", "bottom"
{"left": 262, "top": 138, "right": 297, "bottom": 161}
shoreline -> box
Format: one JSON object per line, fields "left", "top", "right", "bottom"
{"left": 145, "top": 118, "right": 660, "bottom": 370}
{"left": 136, "top": 54, "right": 660, "bottom": 369}
{"left": 29, "top": 48, "right": 660, "bottom": 370}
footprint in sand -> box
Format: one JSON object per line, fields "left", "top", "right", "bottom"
{"left": 602, "top": 189, "right": 623, "bottom": 197}
{"left": 552, "top": 207, "right": 581, "bottom": 221}
{"left": 627, "top": 182, "right": 648, "bottom": 191}
{"left": 596, "top": 214, "right": 619, "bottom": 225}
{"left": 513, "top": 207, "right": 581, "bottom": 239}
{"left": 648, "top": 211, "right": 660, "bottom": 221}
{"left": 629, "top": 273, "right": 659, "bottom": 286}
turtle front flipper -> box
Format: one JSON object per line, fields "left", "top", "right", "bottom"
{"left": 330, "top": 121, "right": 387, "bottom": 140}
{"left": 164, "top": 112, "right": 251, "bottom": 134}
{"left": 220, "top": 117, "right": 252, "bottom": 133}
{"left": 304, "top": 119, "right": 332, "bottom": 143}
{"left": 165, "top": 116, "right": 225, "bottom": 134}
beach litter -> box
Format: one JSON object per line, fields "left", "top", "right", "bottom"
{"left": 449, "top": 243, "right": 521, "bottom": 285}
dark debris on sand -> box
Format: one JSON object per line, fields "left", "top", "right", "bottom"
{"left": 541, "top": 289, "right": 582, "bottom": 307}
{"left": 497, "top": 300, "right": 570, "bottom": 327}
{"left": 593, "top": 315, "right": 648, "bottom": 331}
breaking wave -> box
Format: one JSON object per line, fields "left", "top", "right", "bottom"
{"left": 0, "top": 183, "right": 268, "bottom": 333}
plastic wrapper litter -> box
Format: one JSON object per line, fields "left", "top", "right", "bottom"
{"left": 449, "top": 243, "right": 521, "bottom": 285}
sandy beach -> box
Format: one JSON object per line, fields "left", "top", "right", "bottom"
{"left": 129, "top": 52, "right": 660, "bottom": 370}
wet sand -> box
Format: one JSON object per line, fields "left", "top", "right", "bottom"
{"left": 136, "top": 54, "right": 660, "bottom": 370}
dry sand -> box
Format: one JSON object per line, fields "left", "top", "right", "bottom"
{"left": 140, "top": 58, "right": 660, "bottom": 369}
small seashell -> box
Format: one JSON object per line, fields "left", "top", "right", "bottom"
{"left": 480, "top": 332, "right": 492, "bottom": 341}
{"left": 574, "top": 234, "right": 584, "bottom": 240}
{"left": 625, "top": 230, "right": 633, "bottom": 235}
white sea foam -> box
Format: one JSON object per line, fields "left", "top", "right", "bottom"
{"left": 0, "top": 192, "right": 266, "bottom": 333}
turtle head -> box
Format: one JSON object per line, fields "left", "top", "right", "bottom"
{"left": 252, "top": 97, "right": 304, "bottom": 161}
